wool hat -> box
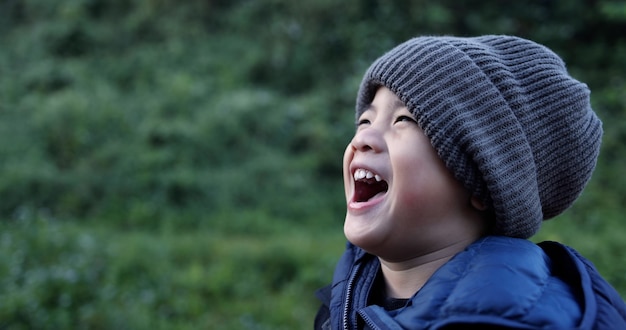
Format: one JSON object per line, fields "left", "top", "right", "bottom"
{"left": 356, "top": 35, "right": 602, "bottom": 238}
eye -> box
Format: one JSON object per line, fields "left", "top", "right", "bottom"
{"left": 395, "top": 115, "right": 416, "bottom": 124}
{"left": 356, "top": 118, "right": 370, "bottom": 127}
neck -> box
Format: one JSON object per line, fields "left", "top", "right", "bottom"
{"left": 378, "top": 238, "right": 476, "bottom": 299}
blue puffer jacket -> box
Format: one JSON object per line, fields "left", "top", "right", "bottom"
{"left": 315, "top": 236, "right": 626, "bottom": 329}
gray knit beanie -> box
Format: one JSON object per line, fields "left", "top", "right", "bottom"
{"left": 356, "top": 35, "right": 602, "bottom": 238}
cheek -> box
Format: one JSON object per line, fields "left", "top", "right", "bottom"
{"left": 393, "top": 159, "right": 452, "bottom": 214}
{"left": 342, "top": 145, "right": 354, "bottom": 199}
{"left": 395, "top": 176, "right": 434, "bottom": 212}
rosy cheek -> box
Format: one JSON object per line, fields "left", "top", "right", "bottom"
{"left": 396, "top": 182, "right": 423, "bottom": 214}
{"left": 394, "top": 168, "right": 442, "bottom": 217}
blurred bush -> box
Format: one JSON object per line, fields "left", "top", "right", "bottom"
{"left": 0, "top": 218, "right": 342, "bottom": 329}
{"left": 1, "top": 0, "right": 624, "bottom": 228}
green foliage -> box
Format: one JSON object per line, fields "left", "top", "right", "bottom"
{"left": 2, "top": 0, "right": 625, "bottom": 226}
{"left": 1, "top": 0, "right": 625, "bottom": 327}
{"left": 0, "top": 218, "right": 345, "bottom": 329}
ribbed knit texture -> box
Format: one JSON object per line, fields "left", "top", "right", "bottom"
{"left": 356, "top": 35, "right": 602, "bottom": 238}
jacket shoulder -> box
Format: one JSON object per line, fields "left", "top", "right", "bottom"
{"left": 438, "top": 237, "right": 582, "bottom": 326}
{"left": 539, "top": 241, "right": 626, "bottom": 329}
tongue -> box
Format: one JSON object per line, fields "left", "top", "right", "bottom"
{"left": 355, "top": 180, "right": 388, "bottom": 202}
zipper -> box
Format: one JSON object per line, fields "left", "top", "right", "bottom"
{"left": 359, "top": 311, "right": 380, "bottom": 330}
{"left": 342, "top": 262, "right": 361, "bottom": 330}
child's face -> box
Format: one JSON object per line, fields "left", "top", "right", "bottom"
{"left": 343, "top": 87, "right": 479, "bottom": 261}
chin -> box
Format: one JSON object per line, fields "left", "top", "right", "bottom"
{"left": 344, "top": 216, "right": 384, "bottom": 252}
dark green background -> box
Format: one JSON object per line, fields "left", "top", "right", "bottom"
{"left": 1, "top": 1, "right": 625, "bottom": 328}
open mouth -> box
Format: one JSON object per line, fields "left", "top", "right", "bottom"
{"left": 353, "top": 168, "right": 389, "bottom": 203}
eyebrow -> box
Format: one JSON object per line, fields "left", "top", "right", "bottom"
{"left": 364, "top": 98, "right": 406, "bottom": 113}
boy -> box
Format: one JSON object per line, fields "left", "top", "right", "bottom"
{"left": 315, "top": 35, "right": 626, "bottom": 329}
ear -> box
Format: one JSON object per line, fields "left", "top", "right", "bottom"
{"left": 471, "top": 196, "right": 488, "bottom": 211}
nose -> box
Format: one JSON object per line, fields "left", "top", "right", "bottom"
{"left": 350, "top": 126, "right": 384, "bottom": 153}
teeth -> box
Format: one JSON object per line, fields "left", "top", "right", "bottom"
{"left": 353, "top": 169, "right": 382, "bottom": 182}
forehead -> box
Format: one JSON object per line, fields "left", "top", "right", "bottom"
{"left": 362, "top": 87, "right": 407, "bottom": 114}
